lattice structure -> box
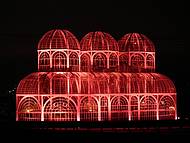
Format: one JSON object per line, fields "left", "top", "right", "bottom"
{"left": 16, "top": 30, "right": 177, "bottom": 121}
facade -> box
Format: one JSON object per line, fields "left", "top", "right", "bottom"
{"left": 16, "top": 29, "right": 177, "bottom": 121}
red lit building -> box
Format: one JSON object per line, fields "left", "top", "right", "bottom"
{"left": 16, "top": 29, "right": 177, "bottom": 121}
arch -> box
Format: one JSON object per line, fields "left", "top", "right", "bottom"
{"left": 119, "top": 74, "right": 128, "bottom": 93}
{"left": 17, "top": 97, "right": 41, "bottom": 121}
{"left": 44, "top": 97, "right": 77, "bottom": 121}
{"left": 93, "top": 53, "right": 107, "bottom": 72}
{"left": 69, "top": 52, "right": 79, "bottom": 71}
{"left": 111, "top": 95, "right": 128, "bottom": 120}
{"left": 140, "top": 96, "right": 157, "bottom": 120}
{"left": 109, "top": 74, "right": 119, "bottom": 93}
{"left": 146, "top": 54, "right": 154, "bottom": 67}
{"left": 69, "top": 74, "right": 80, "bottom": 94}
{"left": 159, "top": 95, "right": 176, "bottom": 120}
{"left": 109, "top": 53, "right": 118, "bottom": 71}
{"left": 97, "top": 75, "right": 109, "bottom": 94}
{"left": 119, "top": 54, "right": 128, "bottom": 72}
{"left": 130, "top": 54, "right": 145, "bottom": 72}
{"left": 100, "top": 96, "right": 108, "bottom": 121}
{"left": 80, "top": 96, "right": 98, "bottom": 121}
{"left": 39, "top": 52, "right": 50, "bottom": 71}
{"left": 52, "top": 51, "right": 67, "bottom": 71}
{"left": 81, "top": 53, "right": 91, "bottom": 72}
{"left": 81, "top": 78, "right": 89, "bottom": 94}
{"left": 130, "top": 96, "right": 138, "bottom": 120}
{"left": 90, "top": 75, "right": 100, "bottom": 94}
{"left": 52, "top": 74, "right": 67, "bottom": 94}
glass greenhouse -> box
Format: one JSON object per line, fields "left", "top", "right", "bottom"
{"left": 16, "top": 30, "right": 177, "bottom": 121}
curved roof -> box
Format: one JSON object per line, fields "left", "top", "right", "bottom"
{"left": 118, "top": 33, "right": 155, "bottom": 52}
{"left": 17, "top": 72, "right": 176, "bottom": 94}
{"left": 80, "top": 31, "right": 119, "bottom": 51}
{"left": 38, "top": 29, "right": 80, "bottom": 50}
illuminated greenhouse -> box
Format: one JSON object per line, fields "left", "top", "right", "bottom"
{"left": 16, "top": 29, "right": 177, "bottom": 121}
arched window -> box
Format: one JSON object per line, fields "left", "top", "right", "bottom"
{"left": 146, "top": 54, "right": 154, "bottom": 67}
{"left": 18, "top": 97, "right": 41, "bottom": 121}
{"left": 39, "top": 52, "right": 50, "bottom": 71}
{"left": 93, "top": 53, "right": 107, "bottom": 72}
{"left": 69, "top": 52, "right": 79, "bottom": 71}
{"left": 81, "top": 54, "right": 90, "bottom": 72}
{"left": 109, "top": 53, "right": 118, "bottom": 72}
{"left": 159, "top": 96, "right": 175, "bottom": 120}
{"left": 80, "top": 97, "right": 98, "bottom": 121}
{"left": 101, "top": 96, "right": 108, "bottom": 121}
{"left": 52, "top": 52, "right": 67, "bottom": 71}
{"left": 111, "top": 96, "right": 128, "bottom": 120}
{"left": 131, "top": 54, "right": 144, "bottom": 72}
{"left": 140, "top": 96, "right": 157, "bottom": 120}
{"left": 131, "top": 96, "right": 138, "bottom": 120}
{"left": 119, "top": 54, "right": 128, "bottom": 72}
{"left": 44, "top": 97, "right": 77, "bottom": 121}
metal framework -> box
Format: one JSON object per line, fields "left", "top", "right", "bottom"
{"left": 16, "top": 30, "right": 177, "bottom": 121}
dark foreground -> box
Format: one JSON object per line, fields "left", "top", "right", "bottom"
{"left": 1, "top": 120, "right": 190, "bottom": 143}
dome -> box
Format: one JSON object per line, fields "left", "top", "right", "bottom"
{"left": 118, "top": 33, "right": 155, "bottom": 52}
{"left": 80, "top": 31, "right": 119, "bottom": 51}
{"left": 38, "top": 29, "right": 80, "bottom": 50}
{"left": 17, "top": 72, "right": 175, "bottom": 94}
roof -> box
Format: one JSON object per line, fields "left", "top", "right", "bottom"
{"left": 38, "top": 29, "right": 80, "bottom": 50}
{"left": 17, "top": 72, "right": 176, "bottom": 94}
{"left": 80, "top": 31, "right": 119, "bottom": 51}
{"left": 118, "top": 33, "right": 155, "bottom": 52}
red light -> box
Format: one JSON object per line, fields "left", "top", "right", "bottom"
{"left": 16, "top": 30, "right": 177, "bottom": 121}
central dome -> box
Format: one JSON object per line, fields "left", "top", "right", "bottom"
{"left": 80, "top": 31, "right": 118, "bottom": 51}
{"left": 38, "top": 29, "right": 80, "bottom": 50}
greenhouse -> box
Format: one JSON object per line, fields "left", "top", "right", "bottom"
{"left": 16, "top": 30, "right": 177, "bottom": 121}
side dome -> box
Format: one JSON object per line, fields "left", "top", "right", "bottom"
{"left": 80, "top": 31, "right": 118, "bottom": 51}
{"left": 16, "top": 72, "right": 50, "bottom": 94}
{"left": 38, "top": 29, "right": 80, "bottom": 50}
{"left": 118, "top": 33, "right": 155, "bottom": 52}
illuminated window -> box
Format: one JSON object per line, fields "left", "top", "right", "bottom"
{"left": 159, "top": 96, "right": 175, "bottom": 120}
{"left": 146, "top": 54, "right": 154, "bottom": 67}
{"left": 39, "top": 52, "right": 50, "bottom": 70}
{"left": 131, "top": 96, "right": 138, "bottom": 120}
{"left": 111, "top": 96, "right": 128, "bottom": 120}
{"left": 52, "top": 51, "right": 67, "bottom": 71}
{"left": 81, "top": 54, "right": 90, "bottom": 72}
{"left": 93, "top": 53, "right": 107, "bottom": 71}
{"left": 80, "top": 97, "right": 98, "bottom": 121}
{"left": 140, "top": 96, "right": 157, "bottom": 120}
{"left": 69, "top": 52, "right": 79, "bottom": 71}
{"left": 131, "top": 54, "right": 144, "bottom": 71}
{"left": 119, "top": 54, "right": 128, "bottom": 72}
{"left": 109, "top": 53, "right": 118, "bottom": 71}
{"left": 44, "top": 97, "right": 77, "bottom": 121}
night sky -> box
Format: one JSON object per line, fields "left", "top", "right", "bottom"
{"left": 0, "top": 1, "right": 188, "bottom": 117}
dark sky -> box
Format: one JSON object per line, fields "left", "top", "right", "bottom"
{"left": 0, "top": 1, "right": 189, "bottom": 116}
